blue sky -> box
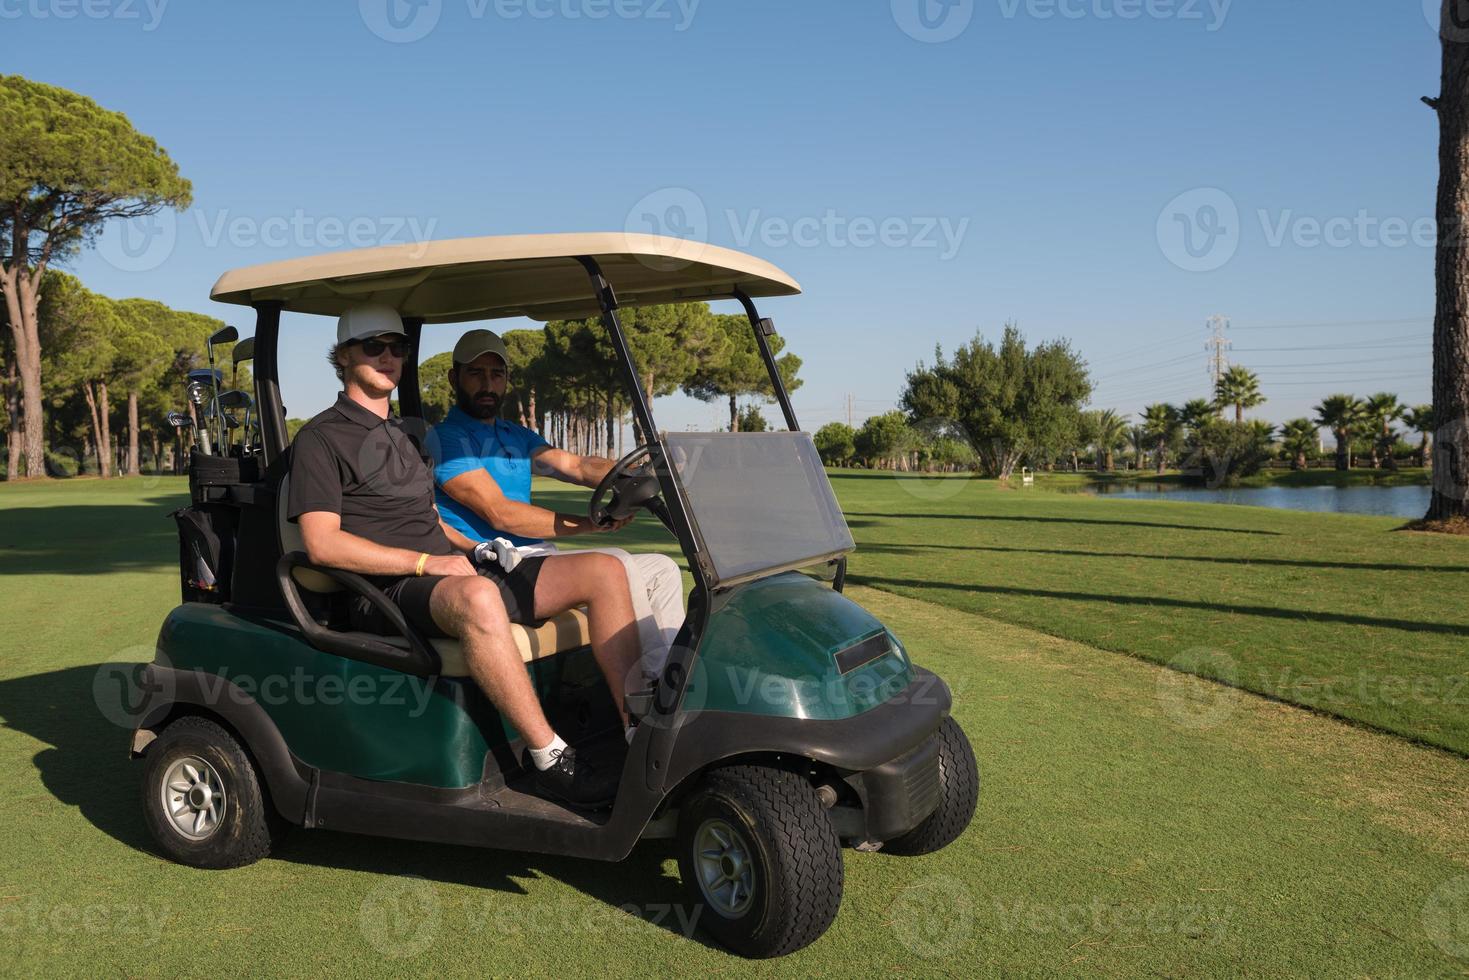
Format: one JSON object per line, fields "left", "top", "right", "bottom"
{"left": 4, "top": 0, "right": 1443, "bottom": 433}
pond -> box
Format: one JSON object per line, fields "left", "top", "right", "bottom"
{"left": 1075, "top": 482, "right": 1432, "bottom": 518}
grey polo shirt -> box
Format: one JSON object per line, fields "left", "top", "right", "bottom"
{"left": 287, "top": 392, "right": 454, "bottom": 557}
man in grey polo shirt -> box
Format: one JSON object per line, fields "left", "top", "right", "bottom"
{"left": 287, "top": 303, "right": 639, "bottom": 808}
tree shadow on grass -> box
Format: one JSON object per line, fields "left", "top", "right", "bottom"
{"left": 0, "top": 497, "right": 184, "bottom": 576}
{"left": 854, "top": 541, "right": 1469, "bottom": 575}
{"left": 850, "top": 575, "right": 1469, "bottom": 636}
{"left": 0, "top": 664, "right": 713, "bottom": 947}
{"left": 842, "top": 511, "right": 1283, "bottom": 536}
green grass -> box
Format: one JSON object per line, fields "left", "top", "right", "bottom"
{"left": 796, "top": 470, "right": 1469, "bottom": 757}
{"left": 1, "top": 476, "right": 1468, "bottom": 975}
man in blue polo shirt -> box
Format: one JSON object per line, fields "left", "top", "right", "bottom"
{"left": 428, "top": 329, "right": 684, "bottom": 680}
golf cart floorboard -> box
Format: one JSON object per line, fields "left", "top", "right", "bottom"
{"left": 307, "top": 730, "right": 628, "bottom": 854}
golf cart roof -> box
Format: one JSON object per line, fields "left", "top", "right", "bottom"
{"left": 209, "top": 233, "right": 801, "bottom": 324}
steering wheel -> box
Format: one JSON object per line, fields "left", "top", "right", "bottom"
{"left": 589, "top": 445, "right": 672, "bottom": 531}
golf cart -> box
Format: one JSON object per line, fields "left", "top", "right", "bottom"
{"left": 129, "top": 233, "right": 978, "bottom": 958}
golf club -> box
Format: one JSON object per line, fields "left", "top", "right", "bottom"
{"left": 215, "top": 389, "right": 253, "bottom": 454}
{"left": 205, "top": 325, "right": 239, "bottom": 451}
{"left": 185, "top": 369, "right": 220, "bottom": 456}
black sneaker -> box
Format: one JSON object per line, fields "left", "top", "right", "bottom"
{"left": 531, "top": 745, "right": 619, "bottom": 809}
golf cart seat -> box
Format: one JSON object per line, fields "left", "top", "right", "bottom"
{"left": 275, "top": 474, "right": 590, "bottom": 676}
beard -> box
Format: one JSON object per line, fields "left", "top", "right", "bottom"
{"left": 455, "top": 385, "right": 501, "bottom": 420}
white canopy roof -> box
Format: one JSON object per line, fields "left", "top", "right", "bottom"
{"left": 209, "top": 233, "right": 801, "bottom": 324}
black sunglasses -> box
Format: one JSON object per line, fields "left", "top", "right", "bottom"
{"left": 354, "top": 337, "right": 409, "bottom": 358}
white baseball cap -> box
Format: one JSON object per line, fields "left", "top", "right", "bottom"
{"left": 337, "top": 303, "right": 406, "bottom": 344}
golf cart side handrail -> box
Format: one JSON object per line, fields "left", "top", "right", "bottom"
{"left": 274, "top": 551, "right": 443, "bottom": 676}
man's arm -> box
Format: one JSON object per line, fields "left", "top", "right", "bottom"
{"left": 531, "top": 446, "right": 615, "bottom": 489}
{"left": 298, "top": 512, "right": 474, "bottom": 577}
{"left": 439, "top": 467, "right": 612, "bottom": 539}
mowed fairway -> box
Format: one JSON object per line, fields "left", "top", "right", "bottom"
{"left": 1, "top": 476, "right": 1468, "bottom": 975}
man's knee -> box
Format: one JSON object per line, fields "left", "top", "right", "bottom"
{"left": 443, "top": 577, "right": 509, "bottom": 635}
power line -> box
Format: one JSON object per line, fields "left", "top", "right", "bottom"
{"left": 1230, "top": 316, "right": 1431, "bottom": 332}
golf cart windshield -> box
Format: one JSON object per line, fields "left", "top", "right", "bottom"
{"left": 664, "top": 432, "right": 854, "bottom": 588}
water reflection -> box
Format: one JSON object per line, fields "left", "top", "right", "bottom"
{"left": 1075, "top": 483, "right": 1431, "bottom": 518}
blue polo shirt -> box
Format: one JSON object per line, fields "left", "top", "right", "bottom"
{"left": 428, "top": 407, "right": 550, "bottom": 547}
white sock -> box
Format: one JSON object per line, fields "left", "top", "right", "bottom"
{"left": 528, "top": 734, "right": 568, "bottom": 770}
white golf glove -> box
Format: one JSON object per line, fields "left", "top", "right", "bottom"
{"left": 473, "top": 537, "right": 523, "bottom": 573}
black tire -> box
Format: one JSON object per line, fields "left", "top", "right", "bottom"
{"left": 676, "top": 765, "right": 844, "bottom": 958}
{"left": 882, "top": 716, "right": 979, "bottom": 856}
{"left": 141, "top": 715, "right": 286, "bottom": 869}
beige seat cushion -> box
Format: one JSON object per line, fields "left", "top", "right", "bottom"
{"left": 429, "top": 607, "right": 592, "bottom": 676}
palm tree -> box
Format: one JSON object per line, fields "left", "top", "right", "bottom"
{"left": 1141, "top": 403, "right": 1181, "bottom": 474}
{"left": 1179, "top": 398, "right": 1216, "bottom": 434}
{"left": 1404, "top": 404, "right": 1436, "bottom": 468}
{"left": 1314, "top": 394, "right": 1365, "bottom": 471}
{"left": 1090, "top": 409, "right": 1130, "bottom": 472}
{"left": 1279, "top": 418, "right": 1319, "bottom": 471}
{"left": 1128, "top": 425, "right": 1148, "bottom": 472}
{"left": 1214, "top": 365, "right": 1266, "bottom": 423}
{"left": 1363, "top": 392, "right": 1405, "bottom": 470}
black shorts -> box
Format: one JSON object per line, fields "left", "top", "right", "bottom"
{"left": 349, "top": 556, "right": 548, "bottom": 638}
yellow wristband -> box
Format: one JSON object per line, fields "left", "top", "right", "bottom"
{"left": 414, "top": 553, "right": 430, "bottom": 577}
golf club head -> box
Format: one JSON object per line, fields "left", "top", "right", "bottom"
{"left": 216, "top": 389, "right": 253, "bottom": 411}
{"left": 165, "top": 411, "right": 194, "bottom": 429}
{"left": 185, "top": 381, "right": 212, "bottom": 406}
{"left": 208, "top": 325, "right": 239, "bottom": 350}
{"left": 231, "top": 337, "right": 255, "bottom": 366}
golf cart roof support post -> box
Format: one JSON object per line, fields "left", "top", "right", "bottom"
{"left": 732, "top": 289, "right": 799, "bottom": 432}
{"left": 574, "top": 255, "right": 714, "bottom": 594}
{"left": 252, "top": 302, "right": 288, "bottom": 467}
{"left": 398, "top": 317, "right": 425, "bottom": 421}
{"left": 574, "top": 256, "right": 660, "bottom": 443}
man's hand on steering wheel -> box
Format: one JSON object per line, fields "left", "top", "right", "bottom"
{"left": 589, "top": 445, "right": 669, "bottom": 531}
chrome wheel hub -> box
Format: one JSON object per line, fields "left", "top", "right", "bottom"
{"left": 693, "top": 818, "right": 757, "bottom": 918}
{"left": 161, "top": 756, "right": 226, "bottom": 841}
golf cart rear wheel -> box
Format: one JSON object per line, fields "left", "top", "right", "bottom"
{"left": 676, "top": 765, "right": 843, "bottom": 959}
{"left": 882, "top": 716, "right": 979, "bottom": 856}
{"left": 141, "top": 715, "right": 285, "bottom": 869}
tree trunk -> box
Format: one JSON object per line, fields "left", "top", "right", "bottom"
{"left": 1294, "top": 451, "right": 1307, "bottom": 471}
{"left": 2, "top": 266, "right": 47, "bottom": 478}
{"left": 1421, "top": 433, "right": 1433, "bottom": 468}
{"left": 127, "top": 390, "right": 141, "bottom": 476}
{"left": 728, "top": 392, "right": 740, "bottom": 433}
{"left": 1429, "top": 5, "right": 1469, "bottom": 519}
{"left": 81, "top": 382, "right": 106, "bottom": 477}
{"left": 98, "top": 380, "right": 114, "bottom": 478}
{"left": 1155, "top": 441, "right": 1167, "bottom": 475}
{"left": 4, "top": 354, "right": 19, "bottom": 480}
{"left": 1235, "top": 403, "right": 1243, "bottom": 423}
{"left": 1335, "top": 429, "right": 1349, "bottom": 471}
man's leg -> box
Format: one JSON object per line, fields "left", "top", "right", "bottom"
{"left": 551, "top": 545, "right": 686, "bottom": 680}
{"left": 427, "top": 575, "right": 555, "bottom": 749}
{"left": 531, "top": 552, "right": 642, "bottom": 725}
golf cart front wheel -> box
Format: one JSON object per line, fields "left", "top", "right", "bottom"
{"left": 882, "top": 716, "right": 979, "bottom": 856}
{"left": 676, "top": 765, "right": 843, "bottom": 958}
{"left": 141, "top": 715, "right": 285, "bottom": 869}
